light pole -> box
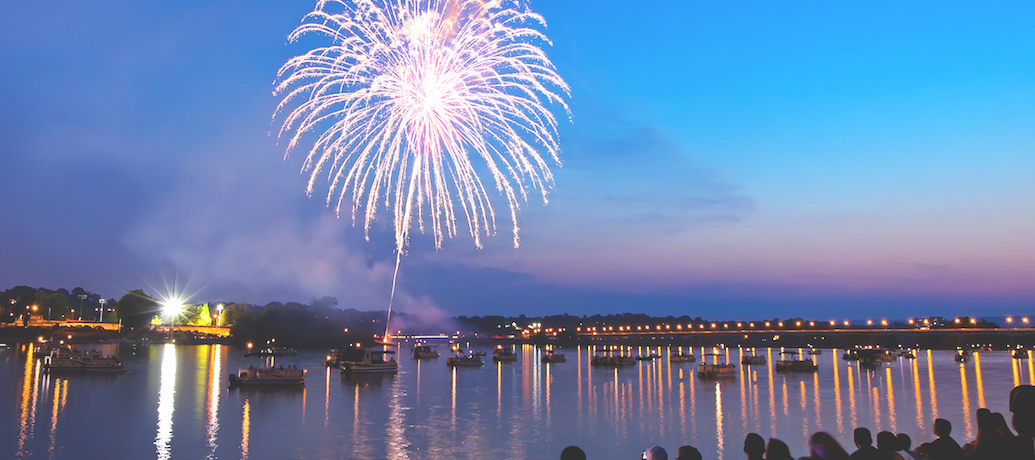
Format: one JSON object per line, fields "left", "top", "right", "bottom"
{"left": 77, "top": 294, "right": 87, "bottom": 321}
{"left": 216, "top": 304, "right": 224, "bottom": 327}
{"left": 97, "top": 299, "right": 107, "bottom": 322}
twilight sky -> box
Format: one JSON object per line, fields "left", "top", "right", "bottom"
{"left": 1, "top": 1, "right": 1033, "bottom": 320}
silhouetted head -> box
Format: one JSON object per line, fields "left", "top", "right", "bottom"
{"left": 644, "top": 445, "right": 668, "bottom": 460}
{"left": 560, "top": 446, "right": 586, "bottom": 460}
{"left": 1011, "top": 385, "right": 1035, "bottom": 438}
{"left": 896, "top": 433, "right": 912, "bottom": 452}
{"left": 765, "top": 438, "right": 794, "bottom": 460}
{"left": 934, "top": 419, "right": 952, "bottom": 437}
{"left": 876, "top": 431, "right": 897, "bottom": 453}
{"left": 811, "top": 432, "right": 850, "bottom": 459}
{"left": 991, "top": 412, "right": 1012, "bottom": 437}
{"left": 744, "top": 433, "right": 765, "bottom": 458}
{"left": 675, "top": 445, "right": 701, "bottom": 460}
{"left": 854, "top": 427, "right": 873, "bottom": 447}
{"left": 976, "top": 408, "right": 993, "bottom": 432}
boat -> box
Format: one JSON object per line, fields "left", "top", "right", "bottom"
{"left": 42, "top": 348, "right": 126, "bottom": 373}
{"left": 856, "top": 349, "right": 881, "bottom": 369}
{"left": 244, "top": 346, "right": 298, "bottom": 358}
{"left": 541, "top": 349, "right": 566, "bottom": 363}
{"left": 341, "top": 348, "right": 398, "bottom": 374}
{"left": 412, "top": 344, "right": 440, "bottom": 359}
{"left": 591, "top": 350, "right": 637, "bottom": 367}
{"left": 229, "top": 365, "right": 305, "bottom": 387}
{"left": 471, "top": 350, "right": 486, "bottom": 357}
{"left": 1013, "top": 348, "right": 1029, "bottom": 360}
{"left": 635, "top": 353, "right": 659, "bottom": 361}
{"left": 669, "top": 351, "right": 696, "bottom": 363}
{"left": 447, "top": 350, "right": 484, "bottom": 367}
{"left": 954, "top": 349, "right": 970, "bottom": 363}
{"left": 808, "top": 348, "right": 822, "bottom": 355}
{"left": 774, "top": 352, "right": 818, "bottom": 372}
{"left": 326, "top": 346, "right": 365, "bottom": 367}
{"left": 492, "top": 346, "right": 518, "bottom": 362}
{"left": 697, "top": 354, "right": 735, "bottom": 379}
{"left": 842, "top": 349, "right": 860, "bottom": 361}
{"left": 741, "top": 353, "right": 767, "bottom": 365}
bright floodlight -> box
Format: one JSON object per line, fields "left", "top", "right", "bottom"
{"left": 162, "top": 298, "right": 185, "bottom": 317}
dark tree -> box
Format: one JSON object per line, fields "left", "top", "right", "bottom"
{"left": 115, "top": 290, "right": 159, "bottom": 330}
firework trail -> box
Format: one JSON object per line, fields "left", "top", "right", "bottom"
{"left": 275, "top": 0, "right": 568, "bottom": 339}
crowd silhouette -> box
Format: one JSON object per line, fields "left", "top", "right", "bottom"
{"left": 559, "top": 384, "right": 1035, "bottom": 460}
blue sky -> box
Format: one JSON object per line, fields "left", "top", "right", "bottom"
{"left": 1, "top": 1, "right": 1033, "bottom": 320}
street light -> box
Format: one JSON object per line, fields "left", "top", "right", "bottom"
{"left": 97, "top": 299, "right": 107, "bottom": 322}
{"left": 216, "top": 304, "right": 224, "bottom": 327}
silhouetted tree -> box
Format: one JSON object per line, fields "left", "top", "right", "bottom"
{"left": 115, "top": 290, "right": 159, "bottom": 330}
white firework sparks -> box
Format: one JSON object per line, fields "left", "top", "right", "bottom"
{"left": 275, "top": 0, "right": 569, "bottom": 254}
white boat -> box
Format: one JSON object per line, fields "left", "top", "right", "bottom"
{"left": 541, "top": 349, "right": 566, "bottom": 363}
{"left": 697, "top": 354, "right": 735, "bottom": 379}
{"left": 447, "top": 350, "right": 484, "bottom": 367}
{"left": 229, "top": 365, "right": 305, "bottom": 387}
{"left": 341, "top": 349, "right": 398, "bottom": 374}
{"left": 492, "top": 346, "right": 517, "bottom": 362}
{"left": 42, "top": 349, "right": 126, "bottom": 373}
{"left": 412, "top": 344, "right": 440, "bottom": 359}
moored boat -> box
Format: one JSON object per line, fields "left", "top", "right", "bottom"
{"left": 670, "top": 351, "right": 696, "bottom": 363}
{"left": 774, "top": 351, "right": 818, "bottom": 372}
{"left": 412, "top": 344, "right": 440, "bottom": 359}
{"left": 591, "top": 350, "right": 636, "bottom": 367}
{"left": 42, "top": 349, "right": 126, "bottom": 373}
{"left": 808, "top": 348, "right": 822, "bottom": 355}
{"left": 327, "top": 346, "right": 364, "bottom": 367}
{"left": 229, "top": 365, "right": 305, "bottom": 387}
{"left": 492, "top": 346, "right": 518, "bottom": 362}
{"left": 1013, "top": 348, "right": 1029, "bottom": 360}
{"left": 955, "top": 349, "right": 970, "bottom": 363}
{"left": 447, "top": 350, "right": 484, "bottom": 367}
{"left": 697, "top": 354, "right": 735, "bottom": 379}
{"left": 341, "top": 348, "right": 398, "bottom": 374}
{"left": 541, "top": 349, "right": 566, "bottom": 363}
{"left": 742, "top": 353, "right": 767, "bottom": 365}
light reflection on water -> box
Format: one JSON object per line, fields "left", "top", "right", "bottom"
{"left": 2, "top": 344, "right": 1034, "bottom": 459}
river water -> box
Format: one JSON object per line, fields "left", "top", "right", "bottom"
{"left": 1, "top": 343, "right": 1032, "bottom": 459}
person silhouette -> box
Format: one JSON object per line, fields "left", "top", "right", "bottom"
{"left": 928, "top": 418, "right": 964, "bottom": 460}
{"left": 559, "top": 445, "right": 586, "bottom": 460}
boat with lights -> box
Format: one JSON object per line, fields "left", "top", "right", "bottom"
{"left": 447, "top": 350, "right": 484, "bottom": 367}
{"left": 697, "top": 354, "right": 735, "bottom": 379}
{"left": 492, "top": 346, "right": 518, "bottom": 362}
{"left": 42, "top": 348, "right": 126, "bottom": 373}
{"left": 341, "top": 348, "right": 398, "bottom": 374}
{"left": 774, "top": 351, "right": 818, "bottom": 372}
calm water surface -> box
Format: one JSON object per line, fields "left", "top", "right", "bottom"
{"left": 2, "top": 343, "right": 1033, "bottom": 459}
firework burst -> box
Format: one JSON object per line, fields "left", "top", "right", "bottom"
{"left": 275, "top": 0, "right": 569, "bottom": 254}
